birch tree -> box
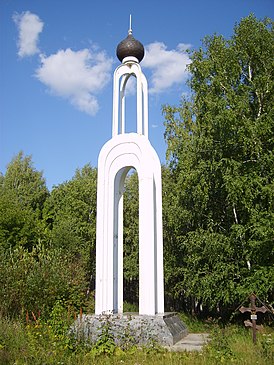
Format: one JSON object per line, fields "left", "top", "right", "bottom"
{"left": 163, "top": 15, "right": 274, "bottom": 314}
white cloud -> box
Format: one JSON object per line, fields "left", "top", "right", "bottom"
{"left": 13, "top": 11, "right": 44, "bottom": 57}
{"left": 142, "top": 42, "right": 191, "bottom": 93}
{"left": 177, "top": 43, "right": 192, "bottom": 52}
{"left": 35, "top": 48, "right": 113, "bottom": 115}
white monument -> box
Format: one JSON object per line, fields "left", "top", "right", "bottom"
{"left": 95, "top": 18, "right": 164, "bottom": 316}
{"left": 74, "top": 21, "right": 187, "bottom": 346}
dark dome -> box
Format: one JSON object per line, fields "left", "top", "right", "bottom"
{"left": 116, "top": 33, "right": 144, "bottom": 63}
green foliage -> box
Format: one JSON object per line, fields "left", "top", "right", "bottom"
{"left": 45, "top": 300, "right": 75, "bottom": 351}
{"left": 206, "top": 325, "right": 274, "bottom": 364}
{"left": 123, "top": 171, "right": 139, "bottom": 304}
{"left": 0, "top": 316, "right": 273, "bottom": 364}
{"left": 163, "top": 15, "right": 274, "bottom": 315}
{"left": 0, "top": 152, "right": 49, "bottom": 250}
{"left": 44, "top": 164, "right": 97, "bottom": 248}
{"left": 0, "top": 155, "right": 97, "bottom": 319}
{"left": 3, "top": 151, "right": 49, "bottom": 212}
{"left": 43, "top": 164, "right": 97, "bottom": 282}
{"left": 89, "top": 319, "right": 116, "bottom": 357}
{"left": 0, "top": 244, "right": 87, "bottom": 317}
{"left": 123, "top": 171, "right": 139, "bottom": 280}
{"left": 123, "top": 301, "right": 139, "bottom": 313}
{"left": 205, "top": 327, "right": 235, "bottom": 363}
{"left": 0, "top": 190, "right": 40, "bottom": 250}
{"left": 0, "top": 305, "right": 77, "bottom": 364}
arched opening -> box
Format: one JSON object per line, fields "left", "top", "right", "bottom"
{"left": 95, "top": 134, "right": 164, "bottom": 316}
{"left": 123, "top": 77, "right": 138, "bottom": 134}
{"left": 113, "top": 60, "right": 148, "bottom": 138}
{"left": 123, "top": 168, "right": 139, "bottom": 311}
{"left": 113, "top": 166, "right": 139, "bottom": 313}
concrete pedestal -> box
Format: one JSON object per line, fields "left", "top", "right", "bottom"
{"left": 73, "top": 312, "right": 188, "bottom": 347}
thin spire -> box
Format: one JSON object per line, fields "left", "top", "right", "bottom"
{"left": 128, "top": 14, "right": 132, "bottom": 35}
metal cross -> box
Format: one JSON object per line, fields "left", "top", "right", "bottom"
{"left": 239, "top": 293, "right": 269, "bottom": 344}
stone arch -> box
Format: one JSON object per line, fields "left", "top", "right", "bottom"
{"left": 95, "top": 133, "right": 164, "bottom": 315}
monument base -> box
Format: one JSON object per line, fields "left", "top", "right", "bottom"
{"left": 73, "top": 312, "right": 188, "bottom": 347}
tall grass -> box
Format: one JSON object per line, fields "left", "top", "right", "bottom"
{"left": 0, "top": 314, "right": 273, "bottom": 365}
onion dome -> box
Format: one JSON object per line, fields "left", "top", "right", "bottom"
{"left": 116, "top": 27, "right": 144, "bottom": 63}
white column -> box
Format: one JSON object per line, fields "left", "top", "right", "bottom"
{"left": 154, "top": 167, "right": 164, "bottom": 314}
{"left": 96, "top": 52, "right": 164, "bottom": 316}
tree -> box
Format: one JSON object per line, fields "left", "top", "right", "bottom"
{"left": 43, "top": 164, "right": 97, "bottom": 251}
{"left": 0, "top": 152, "right": 49, "bottom": 250}
{"left": 3, "top": 151, "right": 48, "bottom": 212}
{"left": 0, "top": 243, "right": 87, "bottom": 317}
{"left": 0, "top": 158, "right": 98, "bottom": 317}
{"left": 43, "top": 164, "right": 98, "bottom": 295}
{"left": 123, "top": 170, "right": 139, "bottom": 305}
{"left": 162, "top": 15, "right": 274, "bottom": 315}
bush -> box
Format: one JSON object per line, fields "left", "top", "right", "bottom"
{"left": 0, "top": 244, "right": 87, "bottom": 318}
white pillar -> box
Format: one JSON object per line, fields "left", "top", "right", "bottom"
{"left": 95, "top": 55, "right": 164, "bottom": 316}
{"left": 139, "top": 174, "right": 156, "bottom": 315}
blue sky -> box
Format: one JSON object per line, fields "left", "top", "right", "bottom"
{"left": 1, "top": 0, "right": 273, "bottom": 189}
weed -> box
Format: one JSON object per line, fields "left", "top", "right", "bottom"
{"left": 0, "top": 315, "right": 273, "bottom": 364}
{"left": 47, "top": 300, "right": 75, "bottom": 350}
{"left": 179, "top": 312, "right": 215, "bottom": 333}
{"left": 123, "top": 301, "right": 139, "bottom": 313}
{"left": 89, "top": 317, "right": 117, "bottom": 357}
{"left": 259, "top": 332, "right": 274, "bottom": 361}
{"left": 204, "top": 326, "right": 234, "bottom": 363}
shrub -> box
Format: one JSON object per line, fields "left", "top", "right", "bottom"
{"left": 0, "top": 244, "right": 87, "bottom": 318}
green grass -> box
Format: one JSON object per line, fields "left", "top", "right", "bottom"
{"left": 0, "top": 315, "right": 273, "bottom": 365}
{"left": 178, "top": 312, "right": 214, "bottom": 333}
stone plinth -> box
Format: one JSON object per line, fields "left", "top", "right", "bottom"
{"left": 73, "top": 312, "right": 187, "bottom": 347}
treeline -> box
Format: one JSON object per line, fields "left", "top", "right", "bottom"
{"left": 0, "top": 154, "right": 97, "bottom": 317}
{"left": 162, "top": 15, "right": 274, "bottom": 316}
{"left": 0, "top": 15, "right": 273, "bottom": 320}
